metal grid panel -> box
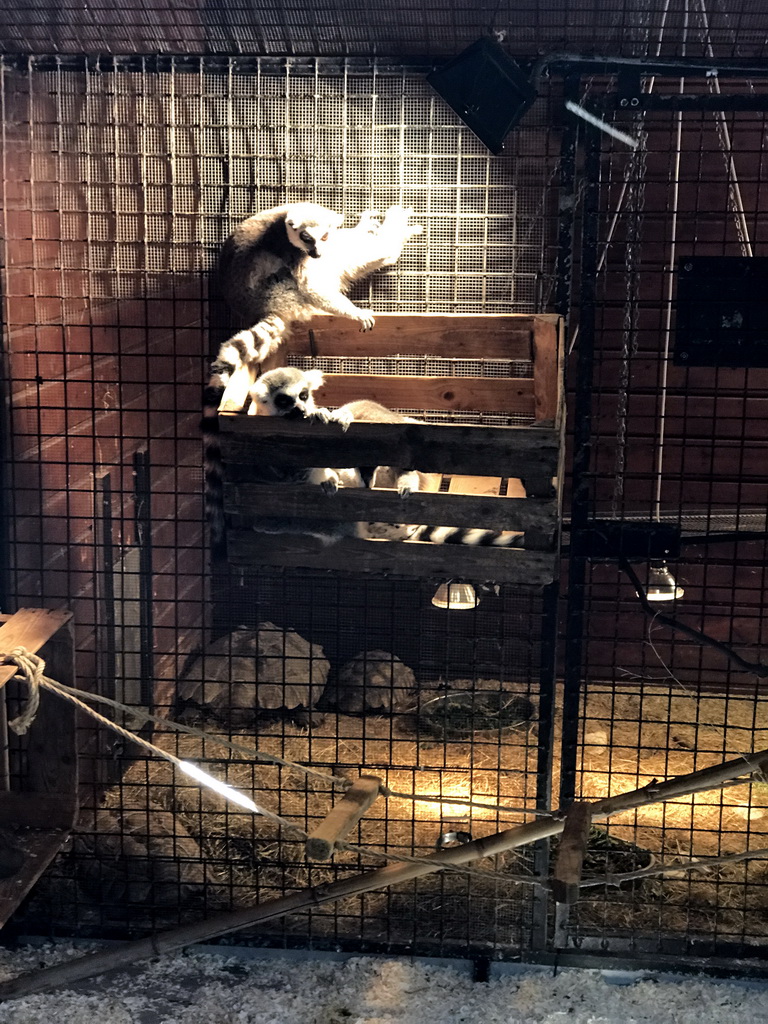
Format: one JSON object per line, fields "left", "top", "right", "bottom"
{"left": 19, "top": 573, "right": 551, "bottom": 957}
{"left": 0, "top": 1, "right": 767, "bottom": 60}
{"left": 561, "top": 77, "right": 768, "bottom": 962}
{"left": 0, "top": 54, "right": 558, "bottom": 958}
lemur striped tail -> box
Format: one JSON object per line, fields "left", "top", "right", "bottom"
{"left": 407, "top": 526, "right": 526, "bottom": 547}
{"left": 201, "top": 316, "right": 289, "bottom": 559}
{"left": 209, "top": 314, "right": 288, "bottom": 391}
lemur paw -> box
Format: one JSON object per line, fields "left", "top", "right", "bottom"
{"left": 357, "top": 311, "right": 376, "bottom": 332}
{"left": 331, "top": 407, "right": 355, "bottom": 431}
{"left": 309, "top": 407, "right": 334, "bottom": 424}
{"left": 397, "top": 471, "right": 420, "bottom": 497}
{"left": 321, "top": 476, "right": 340, "bottom": 496}
{"left": 357, "top": 210, "right": 382, "bottom": 233}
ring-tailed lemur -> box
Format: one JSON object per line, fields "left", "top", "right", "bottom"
{"left": 204, "top": 366, "right": 363, "bottom": 554}
{"left": 221, "top": 367, "right": 526, "bottom": 550}
{"left": 207, "top": 203, "right": 422, "bottom": 403}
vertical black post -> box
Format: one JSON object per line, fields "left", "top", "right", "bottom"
{"left": 99, "top": 473, "right": 117, "bottom": 702}
{"left": 133, "top": 448, "right": 154, "bottom": 711}
{"left": 529, "top": 579, "right": 559, "bottom": 951}
{"left": 560, "top": 122, "right": 601, "bottom": 809}
{"left": 554, "top": 74, "right": 581, "bottom": 320}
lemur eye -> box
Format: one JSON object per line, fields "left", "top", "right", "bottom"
{"left": 299, "top": 390, "right": 309, "bottom": 401}
{"left": 320, "top": 232, "right": 329, "bottom": 241}
{"left": 299, "top": 231, "right": 313, "bottom": 243}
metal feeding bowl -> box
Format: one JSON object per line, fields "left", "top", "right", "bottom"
{"left": 417, "top": 691, "right": 536, "bottom": 740}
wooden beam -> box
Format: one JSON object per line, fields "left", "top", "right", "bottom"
{"left": 223, "top": 483, "right": 557, "bottom": 532}
{"left": 314, "top": 374, "right": 534, "bottom": 414}
{"left": 227, "top": 531, "right": 559, "bottom": 585}
{"left": 306, "top": 775, "right": 382, "bottom": 861}
{"left": 0, "top": 609, "right": 72, "bottom": 690}
{"left": 219, "top": 419, "right": 561, "bottom": 477}
{"left": 551, "top": 801, "right": 592, "bottom": 905}
{"left": 287, "top": 313, "right": 535, "bottom": 361}
{"left": 531, "top": 318, "right": 560, "bottom": 424}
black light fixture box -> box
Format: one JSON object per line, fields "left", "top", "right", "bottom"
{"left": 674, "top": 257, "right": 768, "bottom": 368}
{"left": 427, "top": 37, "right": 538, "bottom": 154}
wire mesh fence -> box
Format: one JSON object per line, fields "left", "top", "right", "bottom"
{"left": 1, "top": 35, "right": 768, "bottom": 970}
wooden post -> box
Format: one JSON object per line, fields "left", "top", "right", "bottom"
{"left": 551, "top": 801, "right": 592, "bottom": 904}
{"left": 306, "top": 775, "right": 382, "bottom": 860}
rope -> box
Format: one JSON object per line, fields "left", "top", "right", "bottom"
{"left": 4, "top": 647, "right": 43, "bottom": 735}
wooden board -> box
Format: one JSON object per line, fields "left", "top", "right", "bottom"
{"left": 224, "top": 482, "right": 557, "bottom": 532}
{"left": 219, "top": 419, "right": 561, "bottom": 478}
{"left": 288, "top": 313, "right": 539, "bottom": 361}
{"left": 314, "top": 373, "right": 534, "bottom": 414}
{"left": 227, "top": 530, "right": 559, "bottom": 585}
{"left": 0, "top": 608, "right": 72, "bottom": 690}
{"left": 0, "top": 608, "right": 78, "bottom": 929}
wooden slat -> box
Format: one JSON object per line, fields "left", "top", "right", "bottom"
{"left": 223, "top": 483, "right": 558, "bottom": 531}
{"left": 0, "top": 608, "right": 72, "bottom": 689}
{"left": 532, "top": 318, "right": 560, "bottom": 424}
{"left": 306, "top": 775, "right": 382, "bottom": 861}
{"left": 23, "top": 614, "right": 78, "bottom": 829}
{"left": 218, "top": 363, "right": 254, "bottom": 414}
{"left": 288, "top": 313, "right": 535, "bottom": 360}
{"left": 227, "top": 531, "right": 559, "bottom": 585}
{"left": 448, "top": 475, "right": 502, "bottom": 496}
{"left": 0, "top": 608, "right": 78, "bottom": 929}
{"left": 219, "top": 419, "right": 561, "bottom": 477}
{"left": 0, "top": 830, "right": 74, "bottom": 929}
{"left": 314, "top": 374, "right": 534, "bottom": 414}
{"left": 551, "top": 801, "right": 592, "bottom": 905}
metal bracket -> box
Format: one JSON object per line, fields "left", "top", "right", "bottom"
{"left": 572, "top": 520, "right": 681, "bottom": 562}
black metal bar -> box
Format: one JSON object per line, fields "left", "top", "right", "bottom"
{"left": 539, "top": 54, "right": 768, "bottom": 79}
{"left": 530, "top": 579, "right": 559, "bottom": 952}
{"left": 554, "top": 74, "right": 581, "bottom": 319}
{"left": 132, "top": 449, "right": 154, "bottom": 712}
{"left": 559, "top": 112, "right": 602, "bottom": 810}
{"left": 99, "top": 473, "right": 117, "bottom": 704}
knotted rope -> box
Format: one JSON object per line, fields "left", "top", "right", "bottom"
{"left": 3, "top": 646, "right": 44, "bottom": 735}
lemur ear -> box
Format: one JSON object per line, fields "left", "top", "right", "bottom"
{"left": 251, "top": 377, "right": 269, "bottom": 401}
{"left": 305, "top": 369, "right": 325, "bottom": 390}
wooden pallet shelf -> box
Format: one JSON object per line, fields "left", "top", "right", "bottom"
{"left": 0, "top": 608, "right": 78, "bottom": 929}
{"left": 218, "top": 312, "right": 565, "bottom": 585}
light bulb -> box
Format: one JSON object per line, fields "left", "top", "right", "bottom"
{"left": 640, "top": 563, "right": 684, "bottom": 602}
{"left": 431, "top": 582, "right": 479, "bottom": 610}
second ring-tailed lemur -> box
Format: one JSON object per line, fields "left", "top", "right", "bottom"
{"left": 238, "top": 367, "right": 526, "bottom": 549}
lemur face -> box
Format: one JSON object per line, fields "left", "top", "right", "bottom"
{"left": 285, "top": 205, "right": 344, "bottom": 259}
{"left": 251, "top": 367, "right": 325, "bottom": 418}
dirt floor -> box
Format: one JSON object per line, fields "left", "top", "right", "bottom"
{"left": 26, "top": 676, "right": 768, "bottom": 952}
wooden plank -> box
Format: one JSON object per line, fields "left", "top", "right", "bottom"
{"left": 24, "top": 614, "right": 78, "bottom": 829}
{"left": 218, "top": 363, "right": 254, "bottom": 414}
{"left": 532, "top": 318, "right": 560, "bottom": 424}
{"left": 315, "top": 374, "right": 534, "bottom": 414}
{"left": 0, "top": 829, "right": 74, "bottom": 929}
{"left": 306, "top": 775, "right": 382, "bottom": 861}
{"left": 290, "top": 313, "right": 535, "bottom": 360}
{"left": 0, "top": 609, "right": 72, "bottom": 690}
{"left": 551, "top": 801, "right": 592, "bottom": 905}
{"left": 224, "top": 483, "right": 557, "bottom": 531}
{"left": 227, "top": 531, "right": 559, "bottom": 585}
{"left": 0, "top": 793, "right": 74, "bottom": 830}
{"left": 447, "top": 475, "right": 502, "bottom": 496}
{"left": 219, "top": 419, "right": 560, "bottom": 477}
